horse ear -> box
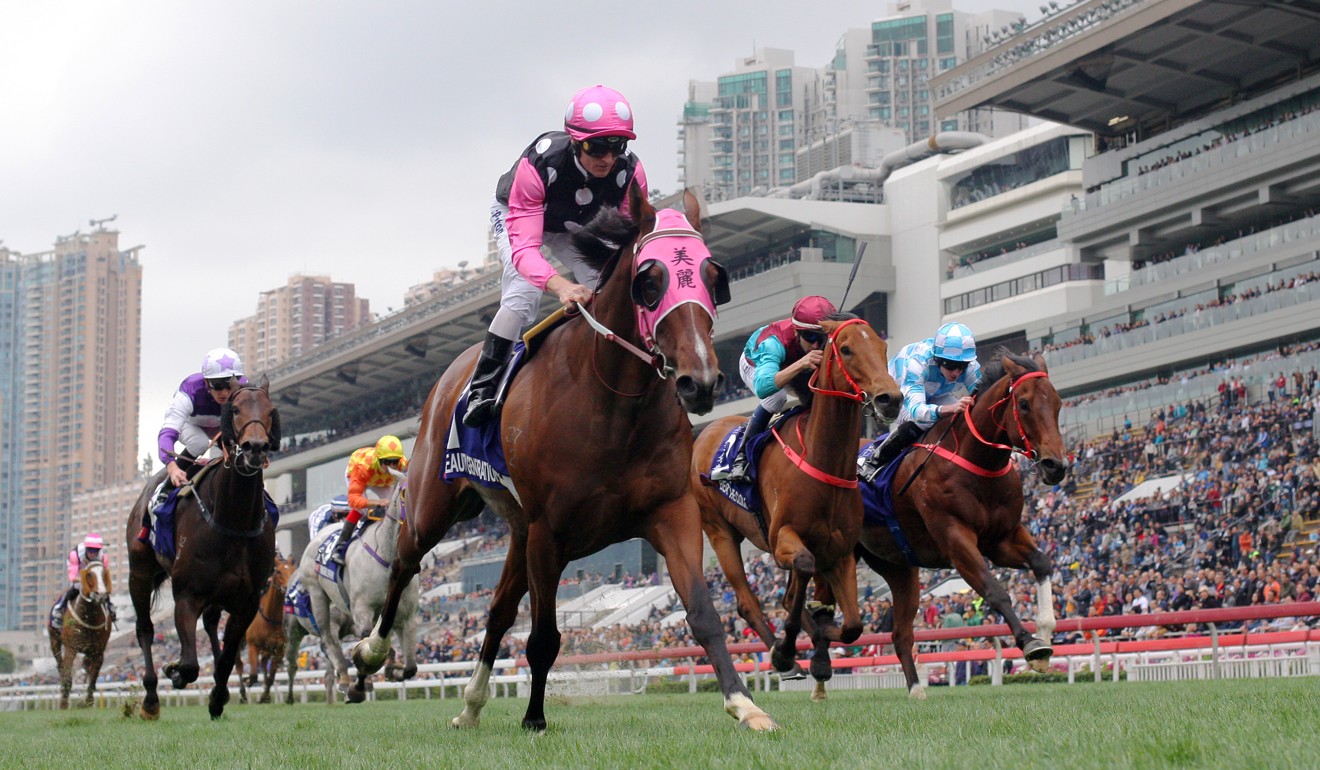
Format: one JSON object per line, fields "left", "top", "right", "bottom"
{"left": 1032, "top": 352, "right": 1049, "bottom": 374}
{"left": 683, "top": 186, "right": 705, "bottom": 234}
{"left": 258, "top": 373, "right": 270, "bottom": 393}
{"left": 269, "top": 408, "right": 282, "bottom": 452}
{"left": 1002, "top": 355, "right": 1026, "bottom": 378}
{"left": 630, "top": 182, "right": 656, "bottom": 236}
{"left": 219, "top": 400, "right": 236, "bottom": 448}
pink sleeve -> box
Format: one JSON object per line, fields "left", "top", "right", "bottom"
{"left": 627, "top": 159, "right": 649, "bottom": 214}
{"left": 505, "top": 158, "right": 557, "bottom": 291}
{"left": 68, "top": 550, "right": 79, "bottom": 582}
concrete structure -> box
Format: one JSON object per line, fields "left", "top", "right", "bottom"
{"left": 228, "top": 274, "right": 370, "bottom": 373}
{"left": 69, "top": 476, "right": 148, "bottom": 593}
{"left": 0, "top": 225, "right": 141, "bottom": 630}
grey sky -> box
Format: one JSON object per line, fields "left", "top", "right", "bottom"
{"left": 0, "top": 0, "right": 1038, "bottom": 462}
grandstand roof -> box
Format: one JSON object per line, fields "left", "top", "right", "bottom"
{"left": 934, "top": 0, "right": 1320, "bottom": 137}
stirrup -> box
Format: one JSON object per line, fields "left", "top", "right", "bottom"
{"left": 859, "top": 456, "right": 884, "bottom": 483}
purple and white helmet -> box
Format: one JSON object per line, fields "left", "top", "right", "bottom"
{"left": 201, "top": 347, "right": 244, "bottom": 379}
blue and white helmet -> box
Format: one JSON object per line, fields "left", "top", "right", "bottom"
{"left": 201, "top": 347, "right": 244, "bottom": 379}
{"left": 330, "top": 494, "right": 350, "bottom": 513}
{"left": 932, "top": 322, "right": 976, "bottom": 363}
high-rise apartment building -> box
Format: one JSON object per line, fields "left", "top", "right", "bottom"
{"left": 0, "top": 226, "right": 142, "bottom": 629}
{"left": 228, "top": 275, "right": 370, "bottom": 373}
{"left": 678, "top": 0, "right": 1031, "bottom": 202}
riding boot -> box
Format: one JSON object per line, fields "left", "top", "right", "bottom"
{"left": 727, "top": 405, "right": 772, "bottom": 483}
{"left": 329, "top": 521, "right": 356, "bottom": 566}
{"left": 859, "top": 420, "right": 925, "bottom": 483}
{"left": 53, "top": 586, "right": 78, "bottom": 630}
{"left": 462, "top": 332, "right": 515, "bottom": 428}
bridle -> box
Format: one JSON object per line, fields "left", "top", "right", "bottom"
{"left": 223, "top": 386, "right": 275, "bottom": 477}
{"left": 771, "top": 319, "right": 880, "bottom": 490}
{"left": 913, "top": 370, "right": 1052, "bottom": 479}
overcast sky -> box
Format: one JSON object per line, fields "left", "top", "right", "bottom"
{"left": 0, "top": 0, "right": 1038, "bottom": 463}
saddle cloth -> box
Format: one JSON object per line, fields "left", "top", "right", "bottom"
{"left": 283, "top": 576, "right": 319, "bottom": 635}
{"left": 148, "top": 481, "right": 281, "bottom": 561}
{"left": 858, "top": 437, "right": 919, "bottom": 566}
{"left": 700, "top": 405, "right": 807, "bottom": 516}
{"left": 442, "top": 344, "right": 526, "bottom": 500}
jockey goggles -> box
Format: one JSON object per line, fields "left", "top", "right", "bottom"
{"left": 205, "top": 377, "right": 235, "bottom": 391}
{"left": 934, "top": 357, "right": 969, "bottom": 372}
{"left": 798, "top": 330, "right": 826, "bottom": 346}
{"left": 579, "top": 136, "right": 628, "bottom": 158}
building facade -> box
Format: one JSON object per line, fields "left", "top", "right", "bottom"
{"left": 228, "top": 274, "right": 370, "bottom": 373}
{"left": 0, "top": 226, "right": 142, "bottom": 629}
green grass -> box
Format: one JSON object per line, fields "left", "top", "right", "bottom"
{"left": 2, "top": 679, "right": 1315, "bottom": 769}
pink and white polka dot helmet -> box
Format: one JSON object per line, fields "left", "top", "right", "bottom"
{"left": 564, "top": 85, "right": 636, "bottom": 141}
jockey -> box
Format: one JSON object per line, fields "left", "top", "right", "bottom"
{"left": 725, "top": 296, "right": 837, "bottom": 483}
{"left": 52, "top": 533, "right": 114, "bottom": 630}
{"left": 461, "top": 84, "right": 649, "bottom": 427}
{"left": 330, "top": 435, "right": 408, "bottom": 565}
{"left": 308, "top": 494, "right": 351, "bottom": 540}
{"left": 141, "top": 347, "right": 247, "bottom": 540}
{"left": 858, "top": 322, "right": 982, "bottom": 482}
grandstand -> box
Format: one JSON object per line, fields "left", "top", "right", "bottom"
{"left": 15, "top": 0, "right": 1320, "bottom": 686}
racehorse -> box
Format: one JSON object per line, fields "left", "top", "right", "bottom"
{"left": 293, "top": 470, "right": 418, "bottom": 704}
{"left": 48, "top": 561, "right": 113, "bottom": 709}
{"left": 691, "top": 316, "right": 900, "bottom": 700}
{"left": 353, "top": 187, "right": 779, "bottom": 732}
{"left": 237, "top": 553, "right": 296, "bottom": 704}
{"left": 855, "top": 352, "right": 1068, "bottom": 698}
{"left": 124, "top": 379, "right": 279, "bottom": 720}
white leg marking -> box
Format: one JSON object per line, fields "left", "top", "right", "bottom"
{"left": 453, "top": 661, "right": 491, "bottom": 728}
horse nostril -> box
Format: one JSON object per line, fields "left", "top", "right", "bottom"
{"left": 676, "top": 375, "right": 698, "bottom": 398}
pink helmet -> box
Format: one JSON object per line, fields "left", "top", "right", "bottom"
{"left": 564, "top": 85, "right": 636, "bottom": 141}
{"left": 84, "top": 533, "right": 104, "bottom": 550}
{"left": 791, "top": 296, "right": 837, "bottom": 330}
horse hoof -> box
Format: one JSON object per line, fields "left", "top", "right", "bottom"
{"left": 809, "top": 658, "right": 833, "bottom": 682}
{"left": 346, "top": 685, "right": 366, "bottom": 704}
{"left": 810, "top": 683, "right": 827, "bottom": 702}
{"left": 209, "top": 688, "right": 230, "bottom": 720}
{"left": 908, "top": 685, "right": 927, "bottom": 701}
{"left": 259, "top": 693, "right": 271, "bottom": 705}
{"left": 451, "top": 713, "right": 479, "bottom": 729}
{"left": 738, "top": 712, "right": 779, "bottom": 732}
{"left": 140, "top": 705, "right": 160, "bottom": 721}
{"left": 521, "top": 717, "right": 547, "bottom": 733}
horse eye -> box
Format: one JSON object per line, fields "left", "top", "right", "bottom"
{"left": 1018, "top": 398, "right": 1030, "bottom": 412}
{"left": 839, "top": 345, "right": 852, "bottom": 356}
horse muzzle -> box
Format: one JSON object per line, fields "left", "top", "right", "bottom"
{"left": 869, "top": 392, "right": 901, "bottom": 422}
{"left": 676, "top": 371, "right": 722, "bottom": 416}
{"left": 1037, "top": 457, "right": 1069, "bottom": 485}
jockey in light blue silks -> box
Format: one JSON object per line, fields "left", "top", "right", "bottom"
{"left": 858, "top": 322, "right": 982, "bottom": 482}
{"left": 308, "top": 495, "right": 351, "bottom": 540}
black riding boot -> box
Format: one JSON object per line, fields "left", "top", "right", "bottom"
{"left": 859, "top": 420, "right": 925, "bottom": 482}
{"left": 330, "top": 521, "right": 358, "bottom": 566}
{"left": 462, "top": 332, "right": 515, "bottom": 428}
{"left": 727, "top": 405, "right": 772, "bottom": 483}
{"left": 52, "top": 586, "right": 79, "bottom": 630}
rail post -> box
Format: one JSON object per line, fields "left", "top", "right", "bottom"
{"left": 1209, "top": 623, "right": 1221, "bottom": 680}
{"left": 991, "top": 637, "right": 1004, "bottom": 686}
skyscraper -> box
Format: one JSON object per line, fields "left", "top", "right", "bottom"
{"left": 678, "top": 0, "right": 1031, "bottom": 202}
{"left": 0, "top": 224, "right": 142, "bottom": 630}
{"left": 228, "top": 274, "right": 371, "bottom": 373}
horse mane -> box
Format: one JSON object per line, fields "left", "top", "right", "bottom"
{"left": 786, "top": 311, "right": 859, "bottom": 407}
{"left": 569, "top": 207, "right": 641, "bottom": 290}
{"left": 973, "top": 348, "right": 1041, "bottom": 397}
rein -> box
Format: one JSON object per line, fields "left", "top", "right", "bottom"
{"left": 806, "top": 318, "right": 868, "bottom": 403}
{"left": 69, "top": 587, "right": 109, "bottom": 631}
{"left": 194, "top": 483, "right": 267, "bottom": 538}
{"left": 770, "top": 420, "right": 858, "bottom": 488}
{"left": 910, "top": 370, "right": 1051, "bottom": 480}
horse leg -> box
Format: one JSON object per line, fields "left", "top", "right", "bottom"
{"left": 284, "top": 619, "right": 303, "bottom": 705}
{"left": 166, "top": 595, "right": 202, "bottom": 689}
{"left": 454, "top": 533, "right": 528, "bottom": 729}
{"left": 706, "top": 524, "right": 801, "bottom": 678}
{"left": 208, "top": 603, "right": 257, "bottom": 720}
{"left": 262, "top": 644, "right": 283, "bottom": 703}
{"left": 649, "top": 502, "right": 777, "bottom": 731}
{"left": 859, "top": 547, "right": 925, "bottom": 699}
{"left": 82, "top": 649, "right": 105, "bottom": 708}
{"left": 988, "top": 528, "right": 1056, "bottom": 671}
{"left": 805, "top": 555, "right": 863, "bottom": 702}
{"left": 518, "top": 521, "right": 564, "bottom": 733}
{"left": 941, "top": 525, "right": 1039, "bottom": 667}
{"left": 58, "top": 646, "right": 75, "bottom": 710}
{"left": 309, "top": 590, "right": 351, "bottom": 699}
{"left": 130, "top": 568, "right": 162, "bottom": 719}
{"left": 346, "top": 600, "right": 378, "bottom": 704}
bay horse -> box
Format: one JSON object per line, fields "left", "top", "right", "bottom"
{"left": 294, "top": 469, "right": 418, "bottom": 704}
{"left": 691, "top": 316, "right": 900, "bottom": 701}
{"left": 124, "top": 379, "right": 280, "bottom": 720}
{"left": 855, "top": 352, "right": 1068, "bottom": 698}
{"left": 353, "top": 187, "right": 778, "bottom": 732}
{"left": 48, "top": 561, "right": 113, "bottom": 709}
{"left": 237, "top": 553, "right": 296, "bottom": 704}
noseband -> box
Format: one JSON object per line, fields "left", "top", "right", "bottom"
{"left": 964, "top": 370, "right": 1050, "bottom": 462}
{"left": 224, "top": 386, "right": 275, "bottom": 476}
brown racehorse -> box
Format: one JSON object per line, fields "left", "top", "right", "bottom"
{"left": 125, "top": 380, "right": 279, "bottom": 720}
{"left": 691, "top": 316, "right": 900, "bottom": 701}
{"left": 48, "top": 561, "right": 113, "bottom": 709}
{"left": 855, "top": 352, "right": 1068, "bottom": 698}
{"left": 353, "top": 187, "right": 779, "bottom": 732}
{"left": 237, "top": 554, "right": 296, "bottom": 704}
